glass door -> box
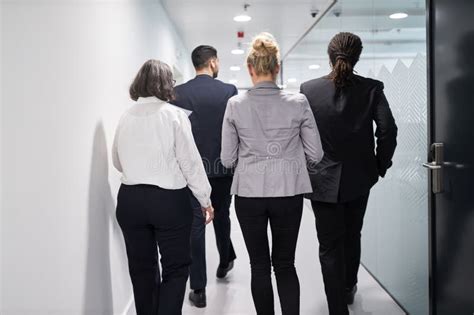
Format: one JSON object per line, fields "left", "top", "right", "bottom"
{"left": 282, "top": 0, "right": 429, "bottom": 313}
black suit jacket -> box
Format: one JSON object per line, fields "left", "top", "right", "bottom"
{"left": 300, "top": 75, "right": 398, "bottom": 203}
{"left": 171, "top": 74, "right": 237, "bottom": 177}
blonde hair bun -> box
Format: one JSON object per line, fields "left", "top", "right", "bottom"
{"left": 252, "top": 32, "right": 279, "bottom": 56}
{"left": 247, "top": 32, "right": 280, "bottom": 76}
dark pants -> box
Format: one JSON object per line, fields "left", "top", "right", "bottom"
{"left": 116, "top": 184, "right": 193, "bottom": 315}
{"left": 311, "top": 193, "right": 370, "bottom": 315}
{"left": 235, "top": 195, "right": 303, "bottom": 315}
{"left": 189, "top": 176, "right": 236, "bottom": 290}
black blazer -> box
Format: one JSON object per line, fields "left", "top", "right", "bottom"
{"left": 300, "top": 75, "right": 398, "bottom": 203}
{"left": 171, "top": 75, "right": 238, "bottom": 178}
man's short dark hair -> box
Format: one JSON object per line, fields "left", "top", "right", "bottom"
{"left": 191, "top": 45, "right": 217, "bottom": 69}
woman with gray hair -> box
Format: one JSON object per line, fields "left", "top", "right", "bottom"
{"left": 112, "top": 59, "right": 214, "bottom": 315}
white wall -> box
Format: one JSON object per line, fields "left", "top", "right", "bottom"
{"left": 0, "top": 1, "right": 192, "bottom": 314}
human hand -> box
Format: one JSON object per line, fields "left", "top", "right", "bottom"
{"left": 202, "top": 205, "right": 214, "bottom": 224}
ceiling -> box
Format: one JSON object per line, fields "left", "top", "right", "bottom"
{"left": 161, "top": 0, "right": 427, "bottom": 89}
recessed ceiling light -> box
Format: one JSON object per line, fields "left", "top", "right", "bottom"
{"left": 234, "top": 3, "right": 252, "bottom": 22}
{"left": 308, "top": 64, "right": 321, "bottom": 70}
{"left": 390, "top": 12, "right": 408, "bottom": 19}
{"left": 234, "top": 14, "right": 252, "bottom": 22}
{"left": 230, "top": 66, "right": 241, "bottom": 71}
{"left": 287, "top": 78, "right": 297, "bottom": 83}
{"left": 229, "top": 79, "right": 238, "bottom": 84}
{"left": 231, "top": 49, "right": 245, "bottom": 55}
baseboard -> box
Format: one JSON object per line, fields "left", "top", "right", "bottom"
{"left": 360, "top": 263, "right": 410, "bottom": 315}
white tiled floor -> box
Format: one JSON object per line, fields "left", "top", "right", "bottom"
{"left": 182, "top": 200, "right": 405, "bottom": 315}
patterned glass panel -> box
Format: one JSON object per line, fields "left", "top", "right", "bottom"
{"left": 362, "top": 54, "right": 428, "bottom": 315}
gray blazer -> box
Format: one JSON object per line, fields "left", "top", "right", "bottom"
{"left": 221, "top": 81, "right": 324, "bottom": 197}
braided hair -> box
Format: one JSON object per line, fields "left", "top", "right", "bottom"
{"left": 327, "top": 32, "right": 363, "bottom": 88}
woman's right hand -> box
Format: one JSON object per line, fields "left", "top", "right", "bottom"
{"left": 202, "top": 205, "right": 214, "bottom": 224}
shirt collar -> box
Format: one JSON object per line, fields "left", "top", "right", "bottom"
{"left": 195, "top": 74, "right": 214, "bottom": 80}
{"left": 250, "top": 81, "right": 281, "bottom": 90}
{"left": 136, "top": 96, "right": 166, "bottom": 104}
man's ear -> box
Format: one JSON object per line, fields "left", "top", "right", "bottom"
{"left": 210, "top": 58, "right": 218, "bottom": 69}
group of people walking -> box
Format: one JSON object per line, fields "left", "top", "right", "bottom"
{"left": 112, "top": 31, "right": 398, "bottom": 315}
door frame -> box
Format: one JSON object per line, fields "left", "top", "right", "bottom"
{"left": 426, "top": 0, "right": 437, "bottom": 314}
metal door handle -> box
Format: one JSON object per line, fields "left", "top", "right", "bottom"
{"left": 423, "top": 162, "right": 442, "bottom": 170}
{"left": 424, "top": 143, "right": 444, "bottom": 194}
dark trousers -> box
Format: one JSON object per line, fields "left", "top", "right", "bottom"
{"left": 116, "top": 184, "right": 193, "bottom": 315}
{"left": 189, "top": 176, "right": 236, "bottom": 290}
{"left": 235, "top": 195, "right": 303, "bottom": 315}
{"left": 311, "top": 193, "right": 370, "bottom": 315}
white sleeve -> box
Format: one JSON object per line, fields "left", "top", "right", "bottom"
{"left": 174, "top": 110, "right": 212, "bottom": 208}
{"left": 112, "top": 117, "right": 123, "bottom": 173}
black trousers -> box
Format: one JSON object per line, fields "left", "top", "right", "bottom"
{"left": 235, "top": 195, "right": 303, "bottom": 315}
{"left": 311, "top": 193, "right": 370, "bottom": 315}
{"left": 116, "top": 184, "right": 193, "bottom": 315}
{"left": 189, "top": 176, "right": 236, "bottom": 290}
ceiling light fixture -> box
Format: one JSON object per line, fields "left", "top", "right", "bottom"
{"left": 230, "top": 66, "right": 241, "bottom": 71}
{"left": 389, "top": 12, "right": 408, "bottom": 19}
{"left": 287, "top": 78, "right": 297, "bottom": 83}
{"left": 232, "top": 42, "right": 245, "bottom": 55}
{"left": 234, "top": 4, "right": 252, "bottom": 22}
{"left": 308, "top": 64, "right": 321, "bottom": 70}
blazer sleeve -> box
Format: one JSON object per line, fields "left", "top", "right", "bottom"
{"left": 174, "top": 110, "right": 212, "bottom": 208}
{"left": 299, "top": 96, "right": 324, "bottom": 165}
{"left": 221, "top": 100, "right": 239, "bottom": 168}
{"left": 373, "top": 83, "right": 398, "bottom": 177}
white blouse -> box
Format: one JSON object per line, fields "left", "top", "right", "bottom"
{"left": 112, "top": 97, "right": 211, "bottom": 208}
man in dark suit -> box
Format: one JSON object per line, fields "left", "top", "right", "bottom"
{"left": 300, "top": 33, "right": 398, "bottom": 315}
{"left": 171, "top": 45, "right": 238, "bottom": 308}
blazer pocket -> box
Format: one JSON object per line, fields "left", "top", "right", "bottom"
{"left": 309, "top": 156, "right": 341, "bottom": 195}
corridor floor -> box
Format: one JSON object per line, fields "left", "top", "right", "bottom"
{"left": 182, "top": 200, "right": 405, "bottom": 315}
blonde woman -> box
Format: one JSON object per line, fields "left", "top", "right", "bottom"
{"left": 221, "top": 33, "right": 324, "bottom": 314}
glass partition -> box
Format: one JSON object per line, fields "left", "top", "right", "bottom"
{"left": 283, "top": 0, "right": 428, "bottom": 313}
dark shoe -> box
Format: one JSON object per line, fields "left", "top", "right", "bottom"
{"left": 346, "top": 285, "right": 357, "bottom": 305}
{"left": 216, "top": 260, "right": 234, "bottom": 279}
{"left": 189, "top": 289, "right": 206, "bottom": 308}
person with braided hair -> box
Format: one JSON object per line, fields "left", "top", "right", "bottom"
{"left": 300, "top": 32, "right": 398, "bottom": 315}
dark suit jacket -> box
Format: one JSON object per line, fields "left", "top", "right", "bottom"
{"left": 300, "top": 75, "right": 398, "bottom": 203}
{"left": 171, "top": 74, "right": 238, "bottom": 177}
